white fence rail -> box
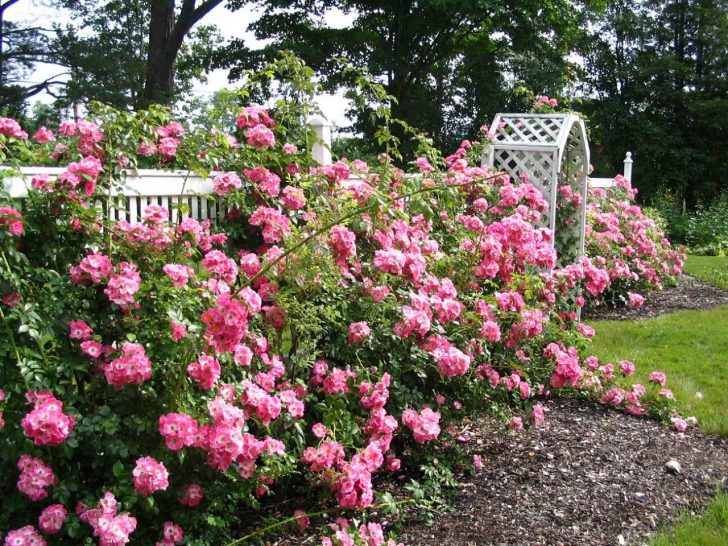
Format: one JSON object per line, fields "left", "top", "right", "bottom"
{"left": 2, "top": 117, "right": 633, "bottom": 225}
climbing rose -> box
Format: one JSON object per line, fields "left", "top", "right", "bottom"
{"left": 38, "top": 504, "right": 67, "bottom": 534}
{"left": 21, "top": 394, "right": 75, "bottom": 446}
{"left": 133, "top": 457, "right": 169, "bottom": 496}
{"left": 104, "top": 343, "right": 152, "bottom": 388}
{"left": 348, "top": 321, "right": 371, "bottom": 344}
{"left": 246, "top": 124, "right": 275, "bottom": 149}
{"left": 17, "top": 455, "right": 57, "bottom": 500}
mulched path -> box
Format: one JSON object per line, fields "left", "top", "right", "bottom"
{"left": 397, "top": 399, "right": 728, "bottom": 546}
{"left": 584, "top": 276, "right": 728, "bottom": 321}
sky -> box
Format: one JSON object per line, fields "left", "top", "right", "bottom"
{"left": 5, "top": 0, "right": 353, "bottom": 127}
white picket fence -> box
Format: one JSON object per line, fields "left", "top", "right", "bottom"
{"left": 1, "top": 117, "right": 632, "bottom": 224}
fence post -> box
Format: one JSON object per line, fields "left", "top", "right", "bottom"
{"left": 623, "top": 151, "right": 633, "bottom": 181}
{"left": 310, "top": 116, "right": 332, "bottom": 166}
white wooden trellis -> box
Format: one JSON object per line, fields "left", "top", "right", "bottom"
{"left": 482, "top": 113, "right": 591, "bottom": 266}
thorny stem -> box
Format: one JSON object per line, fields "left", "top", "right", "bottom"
{"left": 0, "top": 247, "right": 51, "bottom": 368}
{"left": 224, "top": 499, "right": 416, "bottom": 546}
{"left": 242, "top": 172, "right": 507, "bottom": 289}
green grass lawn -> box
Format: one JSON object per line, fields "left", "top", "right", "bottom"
{"left": 683, "top": 255, "right": 728, "bottom": 289}
{"left": 588, "top": 305, "right": 728, "bottom": 437}
{"left": 588, "top": 276, "right": 728, "bottom": 545}
{"left": 650, "top": 493, "right": 728, "bottom": 546}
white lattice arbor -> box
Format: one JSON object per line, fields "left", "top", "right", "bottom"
{"left": 483, "top": 113, "right": 590, "bottom": 266}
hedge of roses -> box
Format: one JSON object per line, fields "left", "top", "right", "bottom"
{"left": 0, "top": 94, "right": 685, "bottom": 545}
{"left": 585, "top": 176, "right": 686, "bottom": 308}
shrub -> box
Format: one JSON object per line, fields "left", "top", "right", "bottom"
{"left": 0, "top": 80, "right": 684, "bottom": 545}
{"left": 585, "top": 176, "right": 685, "bottom": 308}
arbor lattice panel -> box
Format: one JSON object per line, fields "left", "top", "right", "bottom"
{"left": 484, "top": 113, "right": 590, "bottom": 268}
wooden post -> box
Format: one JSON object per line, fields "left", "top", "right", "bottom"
{"left": 309, "top": 116, "right": 332, "bottom": 166}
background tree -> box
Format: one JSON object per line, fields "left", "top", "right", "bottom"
{"left": 215, "top": 0, "right": 592, "bottom": 154}
{"left": 0, "top": 0, "right": 65, "bottom": 116}
{"left": 49, "top": 0, "right": 225, "bottom": 111}
{"left": 581, "top": 0, "right": 728, "bottom": 205}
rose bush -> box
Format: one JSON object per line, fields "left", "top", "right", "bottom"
{"left": 0, "top": 70, "right": 685, "bottom": 544}
{"left": 585, "top": 176, "right": 686, "bottom": 308}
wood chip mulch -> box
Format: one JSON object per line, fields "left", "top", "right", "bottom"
{"left": 397, "top": 399, "right": 728, "bottom": 546}
{"left": 583, "top": 276, "right": 728, "bottom": 321}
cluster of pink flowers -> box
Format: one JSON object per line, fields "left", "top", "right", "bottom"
{"left": 159, "top": 412, "right": 199, "bottom": 450}
{"left": 38, "top": 504, "right": 67, "bottom": 534}
{"left": 0, "top": 117, "right": 29, "bottom": 139}
{"left": 2, "top": 525, "right": 46, "bottom": 545}
{"left": 246, "top": 124, "right": 276, "bottom": 149}
{"left": 212, "top": 171, "right": 242, "bottom": 195}
{"left": 21, "top": 392, "right": 75, "bottom": 446}
{"left": 244, "top": 166, "right": 281, "bottom": 196}
{"left": 104, "top": 262, "right": 141, "bottom": 306}
{"left": 281, "top": 185, "right": 306, "bottom": 209}
{"left": 401, "top": 407, "right": 441, "bottom": 443}
{"left": 103, "top": 342, "right": 153, "bottom": 388}
{"left": 236, "top": 106, "right": 275, "bottom": 129}
{"left": 201, "top": 294, "right": 250, "bottom": 353}
{"left": 248, "top": 206, "right": 291, "bottom": 243}
{"left": 155, "top": 522, "right": 184, "bottom": 546}
{"left": 78, "top": 492, "right": 137, "bottom": 546}
{"left": 533, "top": 95, "right": 558, "bottom": 109}
{"left": 348, "top": 321, "right": 371, "bottom": 344}
{"left": 133, "top": 456, "right": 169, "bottom": 496}
{"left": 17, "top": 455, "right": 57, "bottom": 501}
{"left": 545, "top": 343, "right": 583, "bottom": 388}
{"left": 424, "top": 336, "right": 472, "bottom": 378}
{"left": 187, "top": 355, "right": 222, "bottom": 389}
{"left": 70, "top": 252, "right": 114, "bottom": 284}
{"left": 163, "top": 263, "right": 190, "bottom": 286}
{"left": 0, "top": 205, "right": 24, "bottom": 236}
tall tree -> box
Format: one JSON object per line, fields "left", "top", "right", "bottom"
{"left": 142, "top": 0, "right": 224, "bottom": 106}
{"left": 52, "top": 0, "right": 225, "bottom": 110}
{"left": 1, "top": 0, "right": 64, "bottom": 115}
{"left": 582, "top": 0, "right": 728, "bottom": 204}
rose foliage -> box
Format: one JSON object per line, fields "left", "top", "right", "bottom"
{"left": 0, "top": 75, "right": 685, "bottom": 545}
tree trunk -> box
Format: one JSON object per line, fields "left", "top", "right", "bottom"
{"left": 142, "top": 0, "right": 177, "bottom": 107}
{"left": 140, "top": 0, "right": 223, "bottom": 109}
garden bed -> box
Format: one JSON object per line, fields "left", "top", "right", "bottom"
{"left": 396, "top": 398, "right": 728, "bottom": 546}
{"left": 584, "top": 275, "right": 728, "bottom": 321}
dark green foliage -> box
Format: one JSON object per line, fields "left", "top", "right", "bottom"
{"left": 581, "top": 0, "right": 728, "bottom": 206}
{"left": 216, "top": 0, "right": 592, "bottom": 155}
